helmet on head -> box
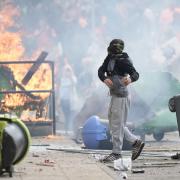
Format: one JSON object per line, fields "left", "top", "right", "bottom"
{"left": 107, "top": 39, "right": 124, "bottom": 54}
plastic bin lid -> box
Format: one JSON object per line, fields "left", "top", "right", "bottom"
{"left": 82, "top": 116, "right": 107, "bottom": 134}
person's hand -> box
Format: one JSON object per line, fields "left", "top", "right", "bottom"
{"left": 104, "top": 78, "right": 113, "bottom": 88}
{"left": 122, "top": 76, "right": 132, "bottom": 86}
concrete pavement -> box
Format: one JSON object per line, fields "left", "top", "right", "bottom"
{"left": 1, "top": 132, "right": 180, "bottom": 180}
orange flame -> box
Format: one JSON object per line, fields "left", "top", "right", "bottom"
{"left": 4, "top": 93, "right": 30, "bottom": 107}
{"left": 0, "top": 3, "right": 20, "bottom": 31}
{"left": 0, "top": 31, "right": 25, "bottom": 61}
{"left": 0, "top": 3, "right": 52, "bottom": 120}
{"left": 0, "top": 4, "right": 24, "bottom": 61}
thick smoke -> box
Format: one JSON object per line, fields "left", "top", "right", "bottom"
{"left": 0, "top": 0, "right": 180, "bottom": 133}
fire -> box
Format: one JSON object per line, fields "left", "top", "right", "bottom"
{"left": 0, "top": 3, "right": 52, "bottom": 120}
{"left": 22, "top": 63, "right": 52, "bottom": 93}
{"left": 0, "top": 31, "right": 25, "bottom": 61}
{"left": 0, "top": 3, "right": 20, "bottom": 31}
{"left": 3, "top": 93, "right": 30, "bottom": 107}
{"left": 0, "top": 4, "right": 24, "bottom": 61}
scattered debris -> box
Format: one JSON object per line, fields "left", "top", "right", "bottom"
{"left": 44, "top": 159, "right": 55, "bottom": 164}
{"left": 31, "top": 144, "right": 50, "bottom": 147}
{"left": 133, "top": 161, "right": 180, "bottom": 168}
{"left": 46, "top": 135, "right": 62, "bottom": 140}
{"left": 132, "top": 169, "right": 145, "bottom": 174}
{"left": 114, "top": 158, "right": 132, "bottom": 171}
{"left": 47, "top": 147, "right": 172, "bottom": 158}
{"left": 36, "top": 159, "right": 55, "bottom": 167}
{"left": 47, "top": 147, "right": 111, "bottom": 155}
{"left": 92, "top": 154, "right": 106, "bottom": 161}
{"left": 144, "top": 162, "right": 180, "bottom": 166}
{"left": 32, "top": 153, "right": 40, "bottom": 157}
{"left": 119, "top": 171, "right": 128, "bottom": 179}
{"left": 171, "top": 153, "right": 180, "bottom": 160}
{"left": 36, "top": 163, "right": 54, "bottom": 167}
{"left": 143, "top": 149, "right": 180, "bottom": 152}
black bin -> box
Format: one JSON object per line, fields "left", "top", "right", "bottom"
{"left": 169, "top": 95, "right": 180, "bottom": 135}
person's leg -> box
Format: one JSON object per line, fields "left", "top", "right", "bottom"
{"left": 61, "top": 99, "right": 71, "bottom": 133}
{"left": 124, "top": 126, "right": 145, "bottom": 160}
{"left": 123, "top": 97, "right": 139, "bottom": 144}
{"left": 69, "top": 109, "right": 77, "bottom": 132}
{"left": 124, "top": 126, "right": 138, "bottom": 144}
{"left": 101, "top": 96, "right": 128, "bottom": 163}
{"left": 103, "top": 95, "right": 144, "bottom": 163}
{"left": 123, "top": 97, "right": 145, "bottom": 160}
{"left": 108, "top": 96, "right": 129, "bottom": 153}
{"left": 108, "top": 97, "right": 113, "bottom": 136}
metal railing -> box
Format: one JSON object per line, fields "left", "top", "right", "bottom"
{"left": 0, "top": 61, "right": 56, "bottom": 134}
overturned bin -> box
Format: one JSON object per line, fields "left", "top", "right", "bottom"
{"left": 82, "top": 116, "right": 132, "bottom": 150}
{"left": 0, "top": 114, "right": 31, "bottom": 177}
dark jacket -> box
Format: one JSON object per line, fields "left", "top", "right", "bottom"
{"left": 98, "top": 52, "right": 139, "bottom": 82}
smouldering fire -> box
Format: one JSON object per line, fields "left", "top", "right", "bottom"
{"left": 0, "top": 3, "right": 52, "bottom": 120}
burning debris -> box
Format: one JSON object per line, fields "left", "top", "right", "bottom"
{"left": 21, "top": 51, "right": 48, "bottom": 86}
{"left": 0, "top": 52, "right": 53, "bottom": 122}
{"left": 0, "top": 3, "right": 56, "bottom": 137}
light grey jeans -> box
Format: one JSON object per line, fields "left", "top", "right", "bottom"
{"left": 108, "top": 95, "right": 138, "bottom": 154}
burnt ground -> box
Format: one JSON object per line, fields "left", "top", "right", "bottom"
{"left": 1, "top": 131, "right": 180, "bottom": 180}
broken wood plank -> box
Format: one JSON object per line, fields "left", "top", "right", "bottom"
{"left": 21, "top": 51, "right": 48, "bottom": 85}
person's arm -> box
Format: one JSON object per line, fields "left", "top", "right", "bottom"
{"left": 98, "top": 56, "right": 113, "bottom": 88}
{"left": 123, "top": 58, "right": 139, "bottom": 86}
{"left": 98, "top": 57, "right": 108, "bottom": 82}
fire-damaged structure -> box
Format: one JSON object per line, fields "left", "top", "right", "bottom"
{"left": 0, "top": 51, "right": 56, "bottom": 136}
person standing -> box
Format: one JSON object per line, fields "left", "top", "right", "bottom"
{"left": 98, "top": 39, "right": 144, "bottom": 162}
{"left": 60, "top": 63, "right": 78, "bottom": 134}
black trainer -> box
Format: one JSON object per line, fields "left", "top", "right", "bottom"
{"left": 132, "top": 140, "right": 145, "bottom": 161}
{"left": 100, "top": 153, "right": 122, "bottom": 163}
